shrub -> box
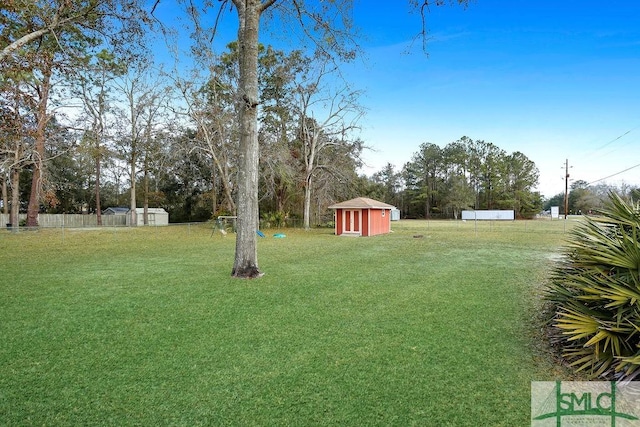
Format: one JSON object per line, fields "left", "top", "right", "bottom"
{"left": 547, "top": 192, "right": 640, "bottom": 380}
{"left": 260, "top": 211, "right": 288, "bottom": 229}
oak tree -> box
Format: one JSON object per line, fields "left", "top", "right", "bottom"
{"left": 180, "top": 0, "right": 469, "bottom": 277}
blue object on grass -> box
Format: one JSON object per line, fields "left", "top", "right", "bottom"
{"left": 256, "top": 230, "right": 265, "bottom": 237}
{"left": 273, "top": 233, "right": 286, "bottom": 238}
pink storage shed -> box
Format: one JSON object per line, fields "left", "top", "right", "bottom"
{"left": 328, "top": 197, "right": 395, "bottom": 237}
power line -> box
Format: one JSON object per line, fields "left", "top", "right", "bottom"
{"left": 577, "top": 124, "right": 640, "bottom": 187}
{"left": 594, "top": 126, "right": 638, "bottom": 151}
{"left": 579, "top": 124, "right": 639, "bottom": 162}
{"left": 588, "top": 162, "right": 640, "bottom": 186}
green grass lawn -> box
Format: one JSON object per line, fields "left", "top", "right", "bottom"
{"left": 0, "top": 219, "right": 576, "bottom": 426}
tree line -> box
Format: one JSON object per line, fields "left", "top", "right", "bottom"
{"left": 366, "top": 137, "right": 542, "bottom": 219}
{"left": 0, "top": 31, "right": 544, "bottom": 226}
{"left": 543, "top": 180, "right": 640, "bottom": 217}
{"left": 0, "top": 1, "right": 367, "bottom": 229}
{"left": 0, "top": 39, "right": 367, "bottom": 227}
{"left": 3, "top": 0, "right": 633, "bottom": 236}
{"left": 1, "top": 1, "right": 529, "bottom": 228}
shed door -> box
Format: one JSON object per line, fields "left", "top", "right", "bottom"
{"left": 344, "top": 209, "right": 360, "bottom": 233}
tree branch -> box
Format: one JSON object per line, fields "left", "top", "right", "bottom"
{"left": 259, "top": 0, "right": 278, "bottom": 14}
{"left": 1, "top": 28, "right": 51, "bottom": 60}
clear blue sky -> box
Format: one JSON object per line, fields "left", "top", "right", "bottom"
{"left": 346, "top": 0, "right": 640, "bottom": 198}
{"left": 156, "top": 0, "right": 640, "bottom": 198}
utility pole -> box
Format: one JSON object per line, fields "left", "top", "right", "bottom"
{"left": 564, "top": 159, "right": 570, "bottom": 220}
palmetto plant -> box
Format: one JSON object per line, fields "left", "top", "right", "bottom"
{"left": 547, "top": 192, "right": 640, "bottom": 380}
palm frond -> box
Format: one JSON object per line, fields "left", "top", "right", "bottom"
{"left": 546, "top": 192, "right": 640, "bottom": 380}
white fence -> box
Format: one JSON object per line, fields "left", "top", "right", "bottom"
{"left": 0, "top": 213, "right": 128, "bottom": 228}
{"left": 461, "top": 210, "right": 515, "bottom": 221}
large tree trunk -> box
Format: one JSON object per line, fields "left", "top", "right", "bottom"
{"left": 143, "top": 161, "right": 149, "bottom": 225}
{"left": 232, "top": 1, "right": 262, "bottom": 278}
{"left": 95, "top": 153, "right": 102, "bottom": 226}
{"left": 302, "top": 132, "right": 317, "bottom": 230}
{"left": 303, "top": 174, "right": 312, "bottom": 230}
{"left": 26, "top": 64, "right": 52, "bottom": 227}
{"left": 1, "top": 175, "right": 7, "bottom": 215}
{"left": 10, "top": 163, "right": 20, "bottom": 230}
{"left": 130, "top": 154, "right": 136, "bottom": 226}
{"left": 26, "top": 131, "right": 44, "bottom": 226}
{"left": 211, "top": 170, "right": 217, "bottom": 216}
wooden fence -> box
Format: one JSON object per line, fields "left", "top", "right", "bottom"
{"left": 0, "top": 214, "right": 128, "bottom": 228}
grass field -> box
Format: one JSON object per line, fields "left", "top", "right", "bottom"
{"left": 0, "top": 219, "right": 577, "bottom": 426}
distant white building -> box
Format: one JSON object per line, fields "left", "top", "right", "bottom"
{"left": 461, "top": 210, "right": 515, "bottom": 221}
{"left": 126, "top": 208, "right": 169, "bottom": 226}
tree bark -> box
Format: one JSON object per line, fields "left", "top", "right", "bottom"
{"left": 231, "top": 0, "right": 263, "bottom": 278}
{"left": 302, "top": 132, "right": 316, "bottom": 230}
{"left": 303, "top": 174, "right": 312, "bottom": 230}
{"left": 1, "top": 175, "right": 7, "bottom": 215}
{"left": 211, "top": 170, "right": 217, "bottom": 216}
{"left": 95, "top": 153, "right": 102, "bottom": 225}
{"left": 10, "top": 173, "right": 20, "bottom": 229}
{"left": 1, "top": 28, "right": 52, "bottom": 61}
{"left": 26, "top": 62, "right": 52, "bottom": 227}
{"left": 130, "top": 153, "right": 137, "bottom": 226}
{"left": 143, "top": 159, "right": 149, "bottom": 225}
{"left": 10, "top": 154, "right": 20, "bottom": 230}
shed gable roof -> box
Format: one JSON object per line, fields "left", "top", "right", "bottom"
{"left": 328, "top": 197, "right": 395, "bottom": 210}
{"left": 103, "top": 207, "right": 129, "bottom": 214}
